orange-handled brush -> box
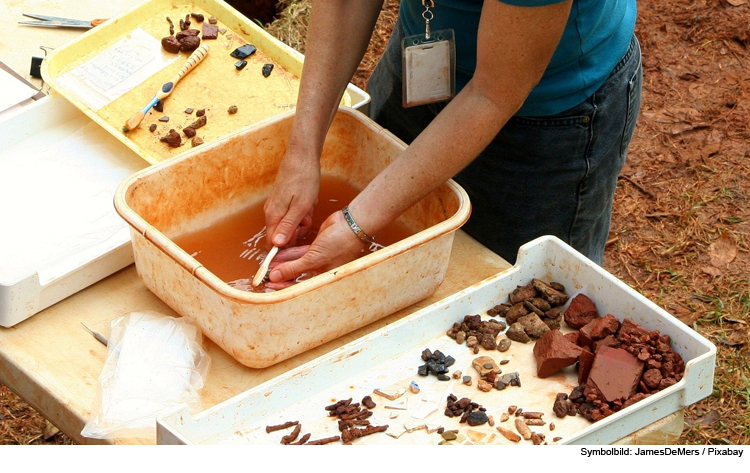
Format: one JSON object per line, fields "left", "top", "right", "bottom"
{"left": 123, "top": 44, "right": 210, "bottom": 132}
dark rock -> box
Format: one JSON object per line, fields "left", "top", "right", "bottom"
{"left": 505, "top": 302, "right": 529, "bottom": 325}
{"left": 161, "top": 36, "right": 181, "bottom": 54}
{"left": 506, "top": 323, "right": 530, "bottom": 343}
{"left": 518, "top": 313, "right": 550, "bottom": 339}
{"left": 230, "top": 44, "right": 257, "bottom": 59}
{"left": 509, "top": 283, "right": 538, "bottom": 304}
{"left": 466, "top": 411, "right": 489, "bottom": 426}
{"left": 532, "top": 279, "right": 569, "bottom": 306}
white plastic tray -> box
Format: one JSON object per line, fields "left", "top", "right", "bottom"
{"left": 156, "top": 236, "right": 716, "bottom": 445}
{"left": 0, "top": 93, "right": 147, "bottom": 327}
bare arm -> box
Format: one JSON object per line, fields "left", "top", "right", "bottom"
{"left": 270, "top": 0, "right": 573, "bottom": 282}
{"left": 264, "top": 0, "right": 384, "bottom": 248}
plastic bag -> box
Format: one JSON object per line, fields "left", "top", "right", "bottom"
{"left": 81, "top": 310, "right": 211, "bottom": 440}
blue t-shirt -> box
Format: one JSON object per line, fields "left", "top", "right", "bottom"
{"left": 399, "top": 0, "right": 636, "bottom": 116}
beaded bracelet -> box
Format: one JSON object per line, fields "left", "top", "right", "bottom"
{"left": 342, "top": 206, "right": 375, "bottom": 244}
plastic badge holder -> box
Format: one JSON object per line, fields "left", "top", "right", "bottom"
{"left": 402, "top": 29, "right": 456, "bottom": 108}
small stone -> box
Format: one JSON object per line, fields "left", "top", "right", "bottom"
{"left": 235, "top": 59, "right": 248, "bottom": 70}
{"left": 499, "top": 359, "right": 509, "bottom": 365}
{"left": 506, "top": 323, "right": 530, "bottom": 343}
{"left": 185, "top": 108, "right": 194, "bottom": 114}
{"left": 190, "top": 13, "right": 204, "bottom": 22}
{"left": 441, "top": 430, "right": 458, "bottom": 441}
{"left": 262, "top": 63, "right": 274, "bottom": 77}
{"left": 409, "top": 381, "right": 420, "bottom": 393}
{"left": 218, "top": 27, "right": 227, "bottom": 34}
{"left": 477, "top": 380, "right": 493, "bottom": 392}
{"left": 456, "top": 331, "right": 466, "bottom": 344}
{"left": 466, "top": 411, "right": 489, "bottom": 426}
{"left": 149, "top": 124, "right": 157, "bottom": 132}
{"left": 183, "top": 127, "right": 196, "bottom": 138}
{"left": 228, "top": 105, "right": 238, "bottom": 114}
{"left": 196, "top": 109, "right": 206, "bottom": 117}
{"left": 462, "top": 376, "right": 472, "bottom": 386}
{"left": 153, "top": 100, "right": 164, "bottom": 112}
{"left": 208, "top": 16, "right": 218, "bottom": 24}
{"left": 188, "top": 115, "right": 207, "bottom": 129}
{"left": 497, "top": 338, "right": 512, "bottom": 352}
{"left": 500, "top": 413, "right": 509, "bottom": 422}
{"left": 158, "top": 116, "right": 170, "bottom": 122}
{"left": 191, "top": 136, "right": 204, "bottom": 147}
{"left": 452, "top": 370, "right": 462, "bottom": 380}
{"left": 437, "top": 374, "right": 451, "bottom": 381}
{"left": 159, "top": 129, "right": 181, "bottom": 148}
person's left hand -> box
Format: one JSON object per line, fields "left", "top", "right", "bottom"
{"left": 266, "top": 210, "right": 368, "bottom": 286}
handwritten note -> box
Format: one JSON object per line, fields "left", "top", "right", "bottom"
{"left": 57, "top": 28, "right": 178, "bottom": 111}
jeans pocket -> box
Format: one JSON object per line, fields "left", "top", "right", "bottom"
{"left": 619, "top": 43, "right": 643, "bottom": 157}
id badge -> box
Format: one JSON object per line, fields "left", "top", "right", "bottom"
{"left": 401, "top": 29, "right": 456, "bottom": 108}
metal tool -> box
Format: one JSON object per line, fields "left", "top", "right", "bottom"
{"left": 81, "top": 322, "right": 109, "bottom": 347}
{"left": 19, "top": 13, "right": 107, "bottom": 29}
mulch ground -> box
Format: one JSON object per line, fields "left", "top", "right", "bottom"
{"left": 1, "top": 0, "right": 747, "bottom": 445}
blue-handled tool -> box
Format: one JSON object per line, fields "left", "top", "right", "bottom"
{"left": 123, "top": 44, "right": 210, "bottom": 132}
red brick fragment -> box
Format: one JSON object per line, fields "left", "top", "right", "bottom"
{"left": 578, "top": 347, "right": 595, "bottom": 385}
{"left": 586, "top": 346, "right": 644, "bottom": 403}
{"left": 564, "top": 294, "right": 598, "bottom": 329}
{"left": 533, "top": 330, "right": 583, "bottom": 378}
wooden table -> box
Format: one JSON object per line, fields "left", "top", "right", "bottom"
{"left": 0, "top": 0, "right": 683, "bottom": 446}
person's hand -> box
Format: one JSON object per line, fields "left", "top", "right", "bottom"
{"left": 267, "top": 210, "right": 368, "bottom": 285}
{"left": 264, "top": 147, "right": 321, "bottom": 249}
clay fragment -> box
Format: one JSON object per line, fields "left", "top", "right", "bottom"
{"left": 176, "top": 29, "right": 200, "bottom": 41}
{"left": 227, "top": 105, "right": 238, "bottom": 114}
{"left": 578, "top": 347, "right": 595, "bottom": 384}
{"left": 230, "top": 44, "right": 257, "bottom": 59}
{"left": 262, "top": 63, "right": 274, "bottom": 77}
{"left": 161, "top": 36, "right": 181, "bottom": 54}
{"left": 160, "top": 129, "right": 181, "bottom": 147}
{"left": 361, "top": 395, "right": 376, "bottom": 409}
{"left": 188, "top": 115, "right": 207, "bottom": 129}
{"left": 202, "top": 23, "right": 219, "bottom": 40}
{"left": 564, "top": 293, "right": 598, "bottom": 329}
{"left": 533, "top": 329, "right": 583, "bottom": 378}
{"left": 179, "top": 35, "right": 201, "bottom": 52}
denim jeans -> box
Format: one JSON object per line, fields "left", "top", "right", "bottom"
{"left": 368, "top": 23, "right": 643, "bottom": 265}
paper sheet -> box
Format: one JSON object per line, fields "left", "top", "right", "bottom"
{"left": 56, "top": 28, "right": 179, "bottom": 111}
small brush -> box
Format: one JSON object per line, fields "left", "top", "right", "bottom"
{"left": 122, "top": 44, "right": 210, "bottom": 132}
{"left": 252, "top": 246, "right": 279, "bottom": 287}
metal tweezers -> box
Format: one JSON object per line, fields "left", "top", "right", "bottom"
{"left": 18, "top": 13, "right": 107, "bottom": 29}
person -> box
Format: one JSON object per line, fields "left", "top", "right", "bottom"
{"left": 262, "top": 0, "right": 642, "bottom": 288}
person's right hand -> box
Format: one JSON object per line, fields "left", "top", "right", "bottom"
{"left": 263, "top": 146, "right": 321, "bottom": 249}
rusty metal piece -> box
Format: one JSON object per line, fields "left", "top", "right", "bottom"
{"left": 265, "top": 420, "right": 298, "bottom": 433}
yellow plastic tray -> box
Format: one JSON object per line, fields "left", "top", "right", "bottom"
{"left": 41, "top": 0, "right": 356, "bottom": 164}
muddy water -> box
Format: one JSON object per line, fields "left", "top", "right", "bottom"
{"left": 173, "top": 174, "right": 414, "bottom": 292}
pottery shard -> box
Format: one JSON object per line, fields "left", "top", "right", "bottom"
{"left": 509, "top": 283, "right": 538, "bottom": 304}
{"left": 532, "top": 279, "right": 569, "bottom": 306}
{"left": 564, "top": 294, "right": 598, "bottom": 329}
{"left": 586, "top": 346, "right": 644, "bottom": 403}
{"left": 533, "top": 330, "right": 583, "bottom": 378}
{"left": 517, "top": 313, "right": 550, "bottom": 339}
